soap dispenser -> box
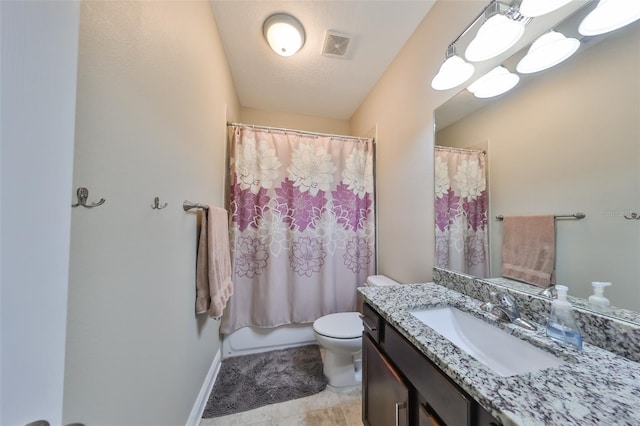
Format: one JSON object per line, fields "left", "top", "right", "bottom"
{"left": 588, "top": 281, "right": 612, "bottom": 312}
{"left": 546, "top": 285, "right": 583, "bottom": 350}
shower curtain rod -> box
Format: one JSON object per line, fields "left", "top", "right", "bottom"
{"left": 227, "top": 122, "right": 373, "bottom": 143}
{"left": 435, "top": 145, "right": 486, "bottom": 155}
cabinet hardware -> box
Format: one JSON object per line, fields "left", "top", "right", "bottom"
{"left": 395, "top": 401, "right": 407, "bottom": 426}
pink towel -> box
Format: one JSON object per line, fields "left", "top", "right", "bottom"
{"left": 195, "top": 206, "right": 233, "bottom": 318}
{"left": 501, "top": 215, "right": 556, "bottom": 288}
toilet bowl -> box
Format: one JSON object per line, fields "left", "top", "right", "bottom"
{"left": 313, "top": 275, "right": 399, "bottom": 387}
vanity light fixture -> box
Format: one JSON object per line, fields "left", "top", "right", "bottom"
{"left": 467, "top": 66, "right": 519, "bottom": 98}
{"left": 431, "top": 45, "right": 475, "bottom": 91}
{"left": 263, "top": 13, "right": 305, "bottom": 57}
{"left": 464, "top": 2, "right": 526, "bottom": 63}
{"left": 519, "top": 0, "right": 572, "bottom": 18}
{"left": 516, "top": 31, "right": 580, "bottom": 74}
{"left": 578, "top": 0, "right": 640, "bottom": 36}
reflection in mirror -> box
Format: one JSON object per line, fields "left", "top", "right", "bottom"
{"left": 434, "top": 14, "right": 640, "bottom": 313}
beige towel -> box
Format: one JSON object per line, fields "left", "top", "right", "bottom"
{"left": 195, "top": 206, "right": 233, "bottom": 318}
{"left": 501, "top": 215, "right": 556, "bottom": 288}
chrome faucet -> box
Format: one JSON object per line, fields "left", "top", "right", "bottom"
{"left": 480, "top": 292, "right": 537, "bottom": 331}
{"left": 538, "top": 285, "right": 558, "bottom": 299}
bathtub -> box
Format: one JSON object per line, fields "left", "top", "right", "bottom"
{"left": 221, "top": 323, "right": 317, "bottom": 358}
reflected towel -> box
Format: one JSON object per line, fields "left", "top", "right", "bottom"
{"left": 501, "top": 215, "right": 556, "bottom": 288}
{"left": 195, "top": 206, "right": 233, "bottom": 318}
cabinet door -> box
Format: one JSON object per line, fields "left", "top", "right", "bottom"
{"left": 419, "top": 403, "right": 444, "bottom": 426}
{"left": 363, "top": 334, "right": 409, "bottom": 426}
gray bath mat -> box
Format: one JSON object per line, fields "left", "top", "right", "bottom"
{"left": 202, "top": 344, "right": 328, "bottom": 418}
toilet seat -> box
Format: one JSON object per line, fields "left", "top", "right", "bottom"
{"left": 313, "top": 312, "right": 363, "bottom": 339}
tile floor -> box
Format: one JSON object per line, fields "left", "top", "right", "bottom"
{"left": 199, "top": 384, "right": 363, "bottom": 426}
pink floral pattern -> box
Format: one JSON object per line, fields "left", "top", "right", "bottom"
{"left": 233, "top": 236, "right": 269, "bottom": 278}
{"left": 289, "top": 236, "right": 326, "bottom": 277}
{"left": 434, "top": 148, "right": 488, "bottom": 278}
{"left": 275, "top": 178, "right": 327, "bottom": 232}
{"left": 223, "top": 125, "right": 376, "bottom": 334}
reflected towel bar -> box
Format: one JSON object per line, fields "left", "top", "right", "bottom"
{"left": 496, "top": 213, "right": 585, "bottom": 221}
{"left": 183, "top": 200, "right": 209, "bottom": 211}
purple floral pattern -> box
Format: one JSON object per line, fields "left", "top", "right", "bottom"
{"left": 289, "top": 236, "right": 327, "bottom": 277}
{"left": 223, "top": 125, "right": 376, "bottom": 334}
{"left": 332, "top": 183, "right": 373, "bottom": 231}
{"left": 234, "top": 236, "right": 269, "bottom": 278}
{"left": 231, "top": 177, "right": 270, "bottom": 232}
{"left": 343, "top": 237, "right": 372, "bottom": 273}
{"left": 275, "top": 178, "right": 327, "bottom": 232}
{"left": 434, "top": 148, "right": 488, "bottom": 278}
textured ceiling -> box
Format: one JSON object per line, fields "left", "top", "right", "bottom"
{"left": 210, "top": 1, "right": 435, "bottom": 120}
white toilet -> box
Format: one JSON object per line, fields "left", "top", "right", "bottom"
{"left": 313, "top": 275, "right": 399, "bottom": 387}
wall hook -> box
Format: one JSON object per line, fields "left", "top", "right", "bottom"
{"left": 71, "top": 187, "right": 105, "bottom": 208}
{"left": 624, "top": 212, "right": 640, "bottom": 220}
{"left": 151, "top": 197, "right": 168, "bottom": 210}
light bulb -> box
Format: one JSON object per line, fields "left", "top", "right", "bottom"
{"left": 516, "top": 31, "right": 580, "bottom": 74}
{"left": 431, "top": 55, "right": 475, "bottom": 90}
{"left": 519, "top": 0, "right": 572, "bottom": 17}
{"left": 579, "top": 0, "right": 640, "bottom": 36}
{"left": 467, "top": 66, "right": 519, "bottom": 98}
{"left": 465, "top": 14, "right": 526, "bottom": 62}
{"left": 263, "top": 14, "right": 305, "bottom": 57}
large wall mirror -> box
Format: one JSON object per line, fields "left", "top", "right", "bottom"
{"left": 434, "top": 2, "right": 640, "bottom": 314}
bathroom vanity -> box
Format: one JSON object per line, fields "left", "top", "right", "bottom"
{"left": 359, "top": 280, "right": 640, "bottom": 426}
{"left": 362, "top": 303, "right": 501, "bottom": 426}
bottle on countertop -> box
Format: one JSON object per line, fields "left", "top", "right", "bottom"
{"left": 546, "top": 285, "right": 583, "bottom": 350}
{"left": 588, "top": 281, "right": 612, "bottom": 312}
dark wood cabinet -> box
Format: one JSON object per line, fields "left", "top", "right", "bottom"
{"left": 363, "top": 334, "right": 409, "bottom": 426}
{"left": 362, "top": 303, "right": 502, "bottom": 426}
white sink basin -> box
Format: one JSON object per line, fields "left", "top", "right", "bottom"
{"left": 410, "top": 307, "right": 565, "bottom": 377}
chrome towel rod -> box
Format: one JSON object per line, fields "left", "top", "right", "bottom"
{"left": 496, "top": 213, "right": 586, "bottom": 221}
{"left": 183, "top": 200, "right": 209, "bottom": 211}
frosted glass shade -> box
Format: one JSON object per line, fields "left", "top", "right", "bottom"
{"left": 579, "top": 0, "right": 640, "bottom": 36}
{"left": 519, "top": 0, "right": 572, "bottom": 17}
{"left": 516, "top": 31, "right": 580, "bottom": 74}
{"left": 431, "top": 55, "right": 475, "bottom": 90}
{"left": 263, "top": 14, "right": 305, "bottom": 57}
{"left": 467, "top": 66, "right": 519, "bottom": 98}
{"left": 465, "top": 15, "right": 526, "bottom": 62}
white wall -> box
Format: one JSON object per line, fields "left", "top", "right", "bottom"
{"left": 64, "top": 1, "right": 239, "bottom": 424}
{"left": 350, "top": 1, "right": 482, "bottom": 284}
{"left": 437, "top": 24, "right": 640, "bottom": 310}
{"left": 0, "top": 1, "right": 79, "bottom": 424}
{"left": 241, "top": 107, "right": 350, "bottom": 135}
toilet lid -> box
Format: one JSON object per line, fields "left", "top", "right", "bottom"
{"left": 313, "top": 312, "right": 363, "bottom": 339}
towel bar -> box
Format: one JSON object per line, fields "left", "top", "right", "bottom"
{"left": 183, "top": 200, "right": 209, "bottom": 211}
{"left": 496, "top": 213, "right": 585, "bottom": 221}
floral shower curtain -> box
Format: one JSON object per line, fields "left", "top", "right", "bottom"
{"left": 434, "top": 146, "right": 489, "bottom": 278}
{"left": 220, "top": 124, "right": 375, "bottom": 334}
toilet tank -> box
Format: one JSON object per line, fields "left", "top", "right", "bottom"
{"left": 357, "top": 275, "right": 400, "bottom": 312}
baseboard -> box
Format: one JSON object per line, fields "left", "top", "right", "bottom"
{"left": 185, "top": 349, "right": 221, "bottom": 426}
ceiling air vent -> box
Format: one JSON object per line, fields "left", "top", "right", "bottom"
{"left": 322, "top": 31, "right": 352, "bottom": 59}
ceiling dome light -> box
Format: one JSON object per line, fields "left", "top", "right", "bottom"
{"left": 263, "top": 14, "right": 305, "bottom": 57}
{"left": 579, "top": 0, "right": 640, "bottom": 36}
{"left": 516, "top": 31, "right": 580, "bottom": 74}
{"left": 519, "top": 0, "right": 572, "bottom": 18}
{"left": 431, "top": 46, "right": 475, "bottom": 91}
{"left": 467, "top": 66, "right": 519, "bottom": 98}
{"left": 465, "top": 14, "right": 526, "bottom": 62}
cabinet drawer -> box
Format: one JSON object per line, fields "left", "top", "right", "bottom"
{"left": 362, "top": 303, "right": 382, "bottom": 343}
{"left": 384, "top": 324, "right": 470, "bottom": 426}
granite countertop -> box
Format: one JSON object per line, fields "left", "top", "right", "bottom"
{"left": 358, "top": 282, "right": 640, "bottom": 426}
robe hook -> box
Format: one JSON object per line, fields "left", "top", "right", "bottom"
{"left": 71, "top": 187, "right": 105, "bottom": 208}
{"left": 151, "top": 197, "right": 168, "bottom": 210}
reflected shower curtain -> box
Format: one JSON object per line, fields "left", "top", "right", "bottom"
{"left": 434, "top": 146, "right": 489, "bottom": 277}
{"left": 221, "top": 124, "right": 375, "bottom": 334}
